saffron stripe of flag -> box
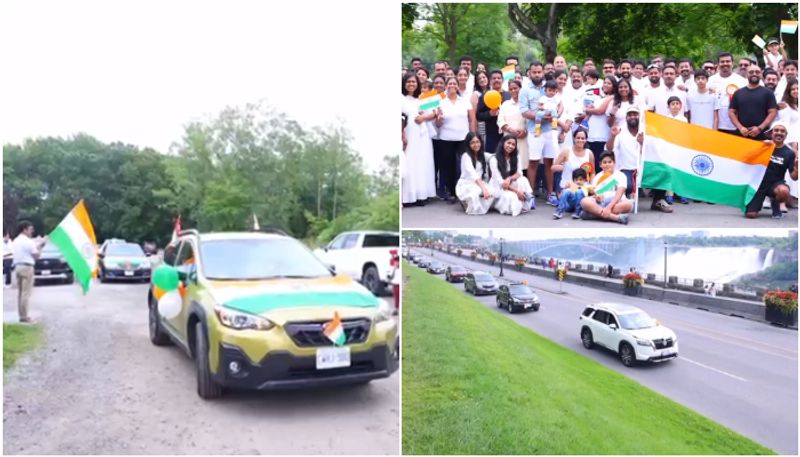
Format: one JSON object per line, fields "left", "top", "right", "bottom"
{"left": 323, "top": 311, "right": 346, "bottom": 346}
{"left": 419, "top": 90, "right": 442, "bottom": 111}
{"left": 501, "top": 65, "right": 515, "bottom": 81}
{"left": 641, "top": 112, "right": 774, "bottom": 211}
{"left": 780, "top": 20, "right": 798, "bottom": 34}
{"left": 49, "top": 200, "right": 98, "bottom": 293}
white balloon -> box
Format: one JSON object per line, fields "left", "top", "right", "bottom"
{"left": 158, "top": 291, "right": 182, "bottom": 319}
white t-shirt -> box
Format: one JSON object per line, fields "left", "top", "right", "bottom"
{"left": 586, "top": 97, "right": 611, "bottom": 142}
{"left": 667, "top": 113, "right": 688, "bottom": 123}
{"left": 591, "top": 170, "right": 627, "bottom": 199}
{"left": 708, "top": 72, "right": 748, "bottom": 131}
{"left": 438, "top": 96, "right": 472, "bottom": 141}
{"left": 686, "top": 89, "right": 719, "bottom": 130}
{"left": 611, "top": 128, "right": 641, "bottom": 171}
{"left": 647, "top": 84, "right": 687, "bottom": 116}
{"left": 677, "top": 75, "right": 696, "bottom": 92}
{"left": 12, "top": 235, "right": 36, "bottom": 266}
{"left": 538, "top": 94, "right": 559, "bottom": 113}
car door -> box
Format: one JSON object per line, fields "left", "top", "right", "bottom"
{"left": 465, "top": 273, "right": 474, "bottom": 292}
{"left": 605, "top": 312, "right": 624, "bottom": 351}
{"left": 591, "top": 310, "right": 612, "bottom": 348}
{"left": 498, "top": 285, "right": 508, "bottom": 305}
{"left": 168, "top": 240, "right": 197, "bottom": 342}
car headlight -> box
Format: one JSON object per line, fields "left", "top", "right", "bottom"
{"left": 374, "top": 300, "right": 394, "bottom": 323}
{"left": 214, "top": 306, "right": 275, "bottom": 331}
{"left": 634, "top": 337, "right": 653, "bottom": 347}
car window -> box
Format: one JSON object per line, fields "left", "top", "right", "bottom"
{"left": 582, "top": 307, "right": 595, "bottom": 317}
{"left": 106, "top": 243, "right": 145, "bottom": 257}
{"left": 509, "top": 285, "right": 531, "bottom": 295}
{"left": 475, "top": 274, "right": 493, "bottom": 282}
{"left": 163, "top": 243, "right": 179, "bottom": 266}
{"left": 607, "top": 314, "right": 618, "bottom": 327}
{"left": 200, "top": 237, "right": 332, "bottom": 280}
{"left": 618, "top": 311, "right": 656, "bottom": 330}
{"left": 592, "top": 310, "right": 607, "bottom": 323}
{"left": 363, "top": 234, "right": 399, "bottom": 247}
{"left": 342, "top": 234, "right": 360, "bottom": 249}
{"left": 328, "top": 234, "right": 347, "bottom": 250}
{"left": 175, "top": 241, "right": 196, "bottom": 267}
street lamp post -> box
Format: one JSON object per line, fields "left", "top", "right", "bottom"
{"left": 499, "top": 238, "right": 505, "bottom": 277}
{"left": 663, "top": 239, "right": 668, "bottom": 289}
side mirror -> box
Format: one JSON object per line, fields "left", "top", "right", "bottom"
{"left": 327, "top": 263, "right": 336, "bottom": 275}
{"left": 609, "top": 323, "right": 618, "bottom": 330}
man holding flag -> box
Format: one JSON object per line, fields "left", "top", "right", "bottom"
{"left": 11, "top": 221, "right": 47, "bottom": 323}
{"left": 745, "top": 122, "right": 797, "bottom": 219}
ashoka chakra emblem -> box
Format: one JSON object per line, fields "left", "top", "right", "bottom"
{"left": 691, "top": 154, "right": 714, "bottom": 176}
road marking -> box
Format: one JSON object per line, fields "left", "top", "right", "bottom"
{"left": 680, "top": 357, "right": 748, "bottom": 382}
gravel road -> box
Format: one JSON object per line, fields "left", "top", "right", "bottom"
{"left": 3, "top": 281, "right": 399, "bottom": 455}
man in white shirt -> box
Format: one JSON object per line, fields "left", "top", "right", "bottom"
{"left": 3, "top": 233, "right": 13, "bottom": 288}
{"left": 677, "top": 58, "right": 696, "bottom": 92}
{"left": 686, "top": 70, "right": 719, "bottom": 130}
{"left": 708, "top": 52, "right": 748, "bottom": 135}
{"left": 630, "top": 60, "right": 648, "bottom": 97}
{"left": 775, "top": 60, "right": 797, "bottom": 102}
{"left": 12, "top": 221, "right": 47, "bottom": 323}
{"left": 459, "top": 55, "right": 475, "bottom": 95}
{"left": 606, "top": 105, "right": 644, "bottom": 198}
{"left": 647, "top": 65, "right": 687, "bottom": 116}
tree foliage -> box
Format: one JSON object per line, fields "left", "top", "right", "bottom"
{"left": 3, "top": 103, "right": 396, "bottom": 246}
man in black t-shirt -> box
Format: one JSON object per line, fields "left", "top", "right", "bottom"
{"left": 745, "top": 122, "right": 798, "bottom": 219}
{"left": 729, "top": 64, "right": 777, "bottom": 141}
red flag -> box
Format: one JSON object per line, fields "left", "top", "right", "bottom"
{"left": 171, "top": 215, "right": 182, "bottom": 243}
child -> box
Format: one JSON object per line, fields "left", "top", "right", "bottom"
{"left": 553, "top": 168, "right": 589, "bottom": 220}
{"left": 535, "top": 80, "right": 561, "bottom": 137}
{"left": 579, "top": 151, "right": 632, "bottom": 224}
{"left": 666, "top": 96, "right": 688, "bottom": 122}
{"left": 763, "top": 37, "right": 787, "bottom": 74}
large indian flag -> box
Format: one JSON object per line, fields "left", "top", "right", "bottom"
{"left": 641, "top": 112, "right": 774, "bottom": 211}
{"left": 49, "top": 200, "right": 98, "bottom": 293}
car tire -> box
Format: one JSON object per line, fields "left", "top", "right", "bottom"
{"left": 581, "top": 328, "right": 594, "bottom": 349}
{"left": 64, "top": 274, "right": 74, "bottom": 285}
{"left": 533, "top": 304, "right": 540, "bottom": 312}
{"left": 148, "top": 295, "right": 172, "bottom": 346}
{"left": 507, "top": 301, "right": 514, "bottom": 314}
{"left": 195, "top": 322, "right": 223, "bottom": 399}
{"left": 619, "top": 342, "right": 636, "bottom": 367}
{"left": 496, "top": 296, "right": 502, "bottom": 308}
{"left": 99, "top": 268, "right": 107, "bottom": 284}
{"left": 362, "top": 266, "right": 381, "bottom": 295}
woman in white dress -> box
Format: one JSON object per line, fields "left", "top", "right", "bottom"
{"left": 456, "top": 132, "right": 494, "bottom": 215}
{"left": 498, "top": 79, "right": 529, "bottom": 177}
{"left": 488, "top": 134, "right": 533, "bottom": 216}
{"left": 401, "top": 73, "right": 438, "bottom": 207}
{"left": 777, "top": 77, "right": 798, "bottom": 204}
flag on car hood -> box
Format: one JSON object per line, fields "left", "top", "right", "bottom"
{"left": 641, "top": 112, "right": 774, "bottom": 211}
{"left": 323, "top": 311, "right": 346, "bottom": 346}
{"left": 49, "top": 200, "right": 98, "bottom": 293}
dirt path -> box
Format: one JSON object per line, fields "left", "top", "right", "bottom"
{"left": 3, "top": 282, "right": 399, "bottom": 454}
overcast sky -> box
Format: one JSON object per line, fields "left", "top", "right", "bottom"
{"left": 440, "top": 228, "right": 793, "bottom": 241}
{"left": 1, "top": 0, "right": 397, "bottom": 171}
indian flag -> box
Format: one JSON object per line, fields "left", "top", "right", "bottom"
{"left": 49, "top": 200, "right": 98, "bottom": 293}
{"left": 641, "top": 112, "right": 774, "bottom": 211}
{"left": 594, "top": 172, "right": 619, "bottom": 194}
{"left": 323, "top": 311, "right": 346, "bottom": 346}
{"left": 502, "top": 65, "right": 515, "bottom": 81}
{"left": 781, "top": 20, "right": 798, "bottom": 34}
{"left": 419, "top": 90, "right": 443, "bottom": 111}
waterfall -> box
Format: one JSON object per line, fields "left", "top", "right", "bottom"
{"left": 763, "top": 249, "right": 775, "bottom": 269}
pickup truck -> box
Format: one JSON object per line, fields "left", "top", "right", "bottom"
{"left": 314, "top": 231, "right": 399, "bottom": 295}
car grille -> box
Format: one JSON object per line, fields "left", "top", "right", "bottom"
{"left": 653, "top": 338, "right": 674, "bottom": 349}
{"left": 285, "top": 318, "right": 371, "bottom": 347}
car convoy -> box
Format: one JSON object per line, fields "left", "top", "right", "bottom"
{"left": 405, "top": 247, "right": 679, "bottom": 367}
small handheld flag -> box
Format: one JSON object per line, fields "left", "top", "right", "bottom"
{"left": 751, "top": 35, "right": 766, "bottom": 49}
{"left": 501, "top": 65, "right": 515, "bottom": 81}
{"left": 419, "top": 90, "right": 443, "bottom": 111}
{"left": 323, "top": 311, "right": 346, "bottom": 347}
{"left": 780, "top": 20, "right": 798, "bottom": 34}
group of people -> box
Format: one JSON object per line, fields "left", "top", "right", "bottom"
{"left": 402, "top": 41, "right": 798, "bottom": 222}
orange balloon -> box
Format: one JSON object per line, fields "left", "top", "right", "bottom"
{"left": 484, "top": 90, "right": 502, "bottom": 110}
{"left": 153, "top": 286, "right": 166, "bottom": 301}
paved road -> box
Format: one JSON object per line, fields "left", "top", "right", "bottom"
{"left": 3, "top": 281, "right": 399, "bottom": 455}
{"left": 409, "top": 248, "right": 798, "bottom": 454}
{"left": 403, "top": 198, "right": 798, "bottom": 228}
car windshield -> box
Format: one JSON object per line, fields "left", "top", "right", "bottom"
{"left": 42, "top": 242, "right": 60, "bottom": 253}
{"left": 509, "top": 285, "right": 533, "bottom": 295}
{"left": 475, "top": 274, "right": 494, "bottom": 282}
{"left": 430, "top": 263, "right": 441, "bottom": 268}
{"left": 106, "top": 243, "right": 145, "bottom": 257}
{"left": 451, "top": 267, "right": 466, "bottom": 273}
{"left": 201, "top": 238, "right": 333, "bottom": 280}
{"left": 363, "top": 234, "right": 399, "bottom": 247}
{"left": 618, "top": 311, "right": 657, "bottom": 330}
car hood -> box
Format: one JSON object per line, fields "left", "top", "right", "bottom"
{"left": 628, "top": 325, "right": 675, "bottom": 340}
{"left": 205, "top": 275, "right": 380, "bottom": 325}
{"left": 105, "top": 256, "right": 149, "bottom": 266}
{"left": 513, "top": 294, "right": 538, "bottom": 301}
{"left": 477, "top": 281, "right": 497, "bottom": 287}
{"left": 39, "top": 251, "right": 65, "bottom": 261}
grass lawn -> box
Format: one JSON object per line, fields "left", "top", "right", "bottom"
{"left": 3, "top": 323, "right": 43, "bottom": 372}
{"left": 401, "top": 262, "right": 774, "bottom": 455}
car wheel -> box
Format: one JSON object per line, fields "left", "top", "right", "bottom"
{"left": 533, "top": 304, "right": 540, "bottom": 312}
{"left": 148, "top": 295, "right": 172, "bottom": 346}
{"left": 619, "top": 342, "right": 636, "bottom": 367}
{"left": 507, "top": 301, "right": 514, "bottom": 314}
{"left": 195, "top": 322, "right": 223, "bottom": 399}
{"left": 496, "top": 296, "right": 501, "bottom": 308}
{"left": 362, "top": 266, "right": 381, "bottom": 295}
{"left": 581, "top": 328, "right": 594, "bottom": 349}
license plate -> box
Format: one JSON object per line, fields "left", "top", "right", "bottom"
{"left": 124, "top": 271, "right": 134, "bottom": 276}
{"left": 41, "top": 270, "right": 51, "bottom": 276}
{"left": 316, "top": 347, "right": 350, "bottom": 370}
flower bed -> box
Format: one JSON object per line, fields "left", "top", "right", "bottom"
{"left": 764, "top": 290, "right": 798, "bottom": 326}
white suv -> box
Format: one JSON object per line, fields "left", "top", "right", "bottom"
{"left": 578, "top": 303, "right": 678, "bottom": 367}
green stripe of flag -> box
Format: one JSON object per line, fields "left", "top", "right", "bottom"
{"left": 595, "top": 179, "right": 618, "bottom": 195}
{"left": 419, "top": 99, "right": 440, "bottom": 110}
{"left": 49, "top": 226, "right": 92, "bottom": 293}
{"left": 641, "top": 161, "right": 757, "bottom": 211}
{"left": 226, "top": 291, "right": 379, "bottom": 315}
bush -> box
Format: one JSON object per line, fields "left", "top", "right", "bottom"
{"left": 764, "top": 290, "right": 798, "bottom": 315}
{"left": 623, "top": 272, "right": 644, "bottom": 288}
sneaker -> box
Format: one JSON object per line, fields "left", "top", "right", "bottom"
{"left": 571, "top": 212, "right": 581, "bottom": 219}
{"left": 679, "top": 197, "right": 690, "bottom": 204}
{"left": 665, "top": 195, "right": 674, "bottom": 205}
{"left": 772, "top": 212, "right": 785, "bottom": 219}
{"left": 547, "top": 193, "right": 559, "bottom": 206}
{"left": 651, "top": 199, "right": 674, "bottom": 213}
{"left": 618, "top": 213, "right": 629, "bottom": 225}
{"left": 529, "top": 196, "right": 536, "bottom": 210}
{"left": 553, "top": 210, "right": 564, "bottom": 219}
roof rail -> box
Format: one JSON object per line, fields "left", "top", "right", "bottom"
{"left": 178, "top": 229, "right": 200, "bottom": 237}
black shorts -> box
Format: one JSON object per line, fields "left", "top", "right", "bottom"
{"left": 746, "top": 180, "right": 787, "bottom": 213}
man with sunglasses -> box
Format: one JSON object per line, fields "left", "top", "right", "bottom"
{"left": 737, "top": 57, "right": 752, "bottom": 78}
{"left": 729, "top": 63, "right": 777, "bottom": 141}
{"left": 702, "top": 60, "right": 716, "bottom": 76}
